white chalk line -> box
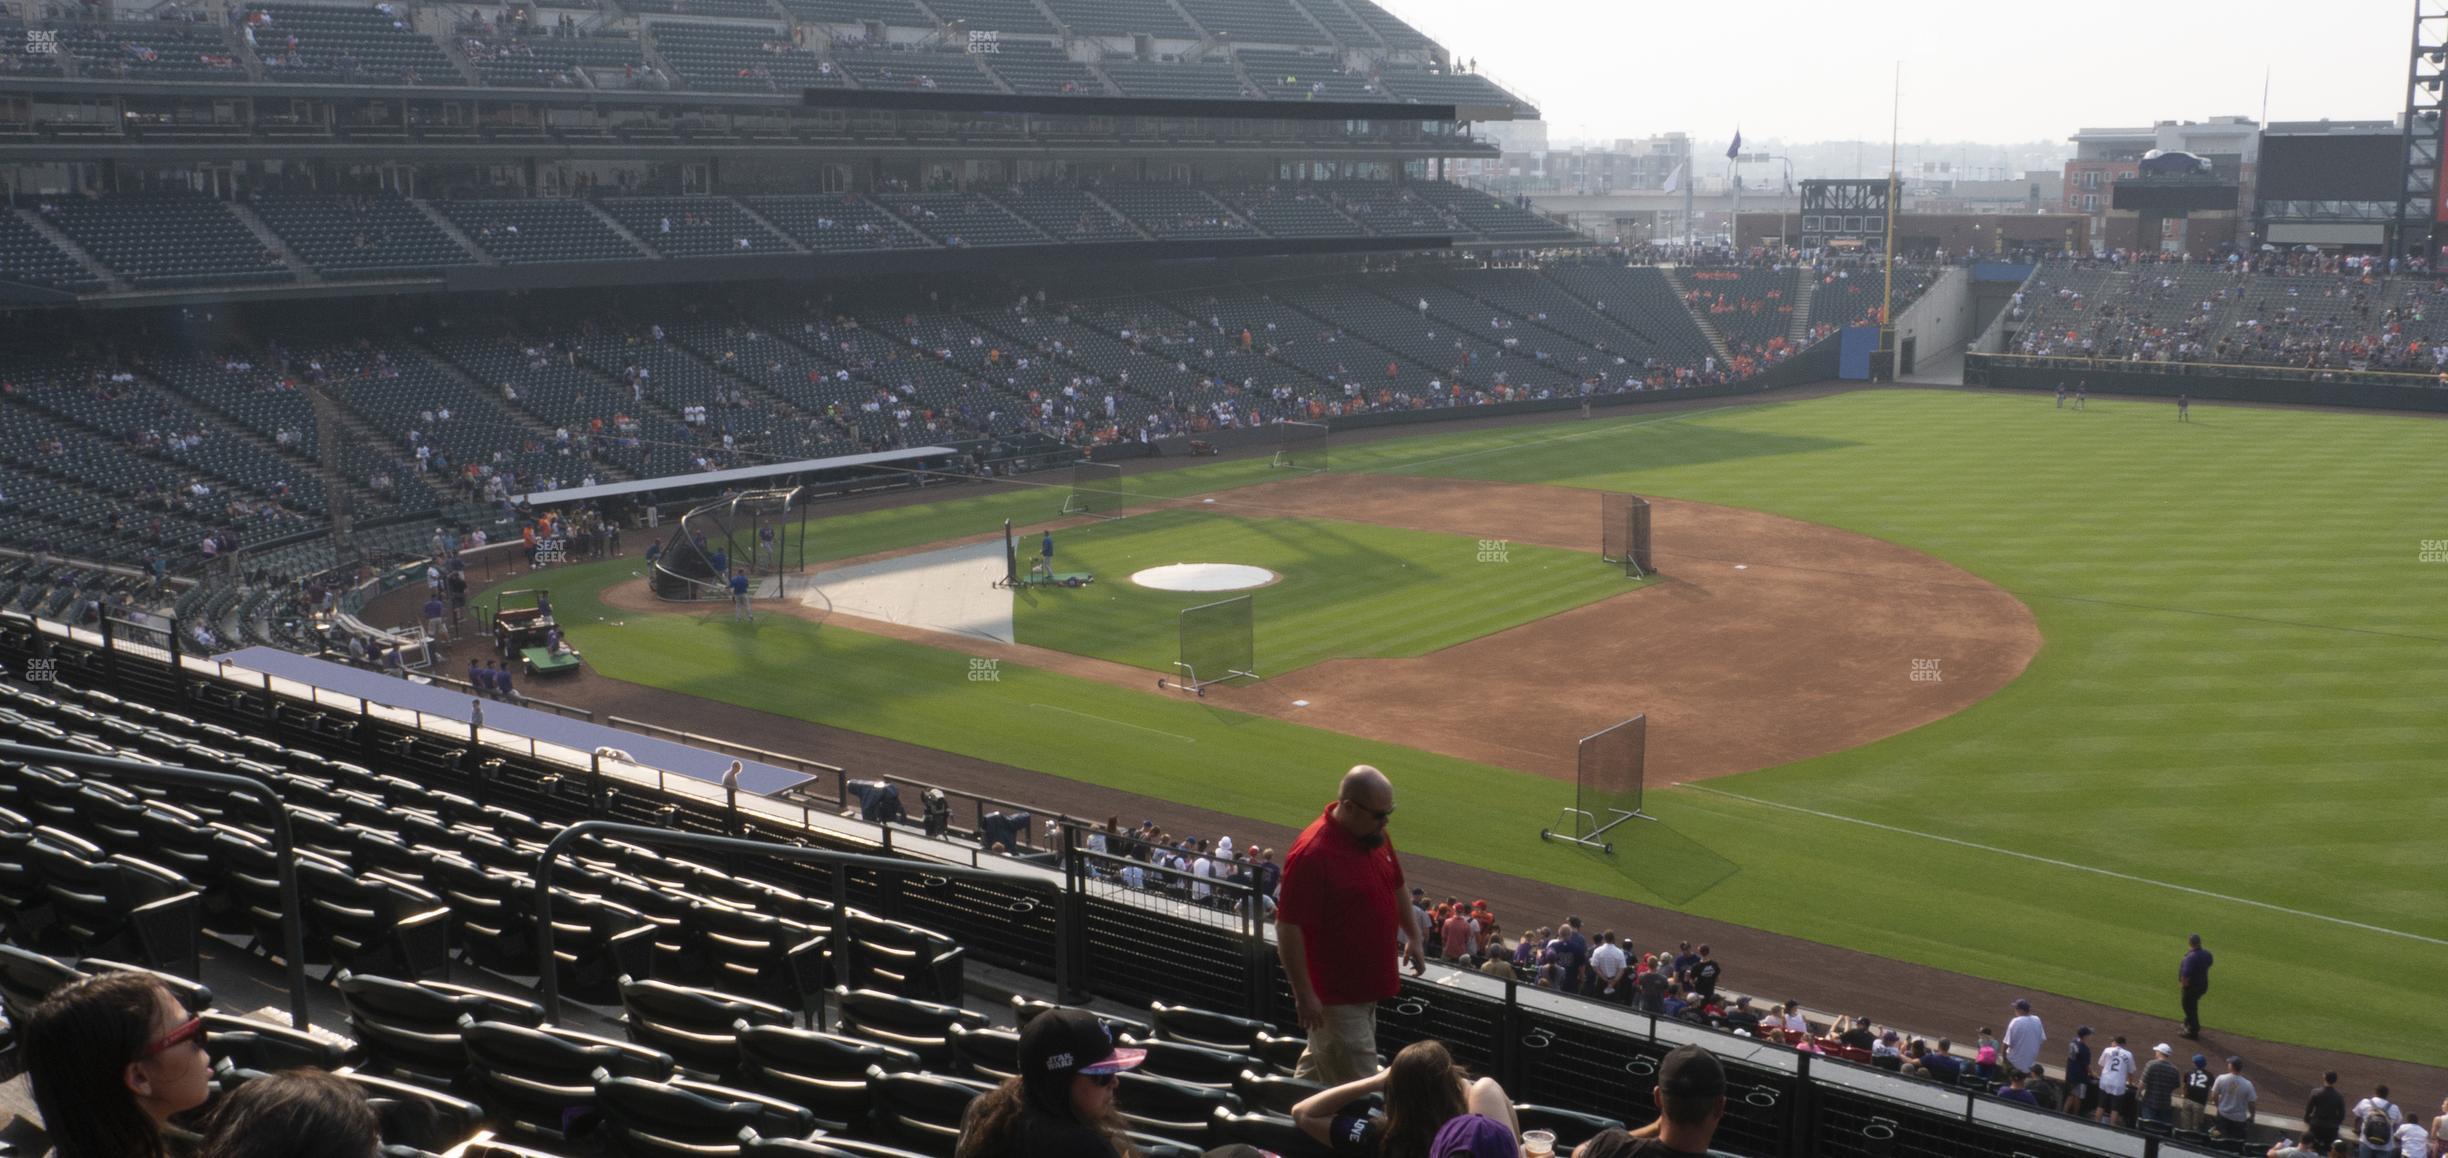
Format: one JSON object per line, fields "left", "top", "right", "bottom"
{"left": 1678, "top": 784, "right": 2448, "bottom": 948}
{"left": 1026, "top": 703, "right": 1198, "bottom": 743}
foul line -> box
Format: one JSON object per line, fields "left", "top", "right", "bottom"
{"left": 1375, "top": 403, "right": 1751, "bottom": 474}
{"left": 1679, "top": 784, "right": 2448, "bottom": 948}
{"left": 1026, "top": 703, "right": 1198, "bottom": 743}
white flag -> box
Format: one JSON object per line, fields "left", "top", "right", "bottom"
{"left": 1661, "top": 162, "right": 1684, "bottom": 194}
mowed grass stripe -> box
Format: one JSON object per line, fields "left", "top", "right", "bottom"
{"left": 579, "top": 388, "right": 2448, "bottom": 1063}
{"left": 1397, "top": 391, "right": 2447, "bottom": 1059}
{"left": 1013, "top": 509, "right": 1634, "bottom": 673}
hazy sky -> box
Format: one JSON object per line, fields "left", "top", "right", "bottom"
{"left": 1374, "top": 0, "right": 2410, "bottom": 147}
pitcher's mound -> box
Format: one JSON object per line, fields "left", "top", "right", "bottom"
{"left": 1130, "top": 563, "right": 1278, "bottom": 592}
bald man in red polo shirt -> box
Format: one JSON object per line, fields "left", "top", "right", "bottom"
{"left": 1275, "top": 764, "right": 1426, "bottom": 1084}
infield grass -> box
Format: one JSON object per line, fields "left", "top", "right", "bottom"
{"left": 561, "top": 389, "right": 2448, "bottom": 1065}
{"left": 1010, "top": 508, "right": 1640, "bottom": 673}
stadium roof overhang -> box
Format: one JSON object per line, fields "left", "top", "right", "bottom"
{"left": 798, "top": 88, "right": 1479, "bottom": 122}
{"left": 0, "top": 75, "right": 1507, "bottom": 123}
{"left": 0, "top": 137, "right": 1499, "bottom": 164}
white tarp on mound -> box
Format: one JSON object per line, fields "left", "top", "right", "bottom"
{"left": 799, "top": 539, "right": 1014, "bottom": 643}
{"left": 1130, "top": 563, "right": 1276, "bottom": 592}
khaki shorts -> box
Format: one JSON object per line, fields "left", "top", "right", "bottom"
{"left": 1293, "top": 1002, "right": 1381, "bottom": 1087}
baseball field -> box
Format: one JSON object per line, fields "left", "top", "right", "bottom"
{"left": 537, "top": 387, "right": 2448, "bottom": 1067}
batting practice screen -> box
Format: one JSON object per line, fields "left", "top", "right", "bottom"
{"left": 1601, "top": 492, "right": 1654, "bottom": 577}
{"left": 1273, "top": 421, "right": 1329, "bottom": 470}
{"left": 1579, "top": 714, "right": 1646, "bottom": 822}
{"left": 1064, "top": 460, "right": 1125, "bottom": 515}
{"left": 1177, "top": 595, "right": 1256, "bottom": 691}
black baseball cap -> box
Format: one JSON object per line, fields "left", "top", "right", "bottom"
{"left": 1021, "top": 1008, "right": 1146, "bottom": 1081}
{"left": 1657, "top": 1043, "right": 1725, "bottom": 1101}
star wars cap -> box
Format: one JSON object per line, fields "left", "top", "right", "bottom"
{"left": 1020, "top": 1008, "right": 1145, "bottom": 1079}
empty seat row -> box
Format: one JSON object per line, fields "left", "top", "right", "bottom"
{"left": 43, "top": 194, "right": 291, "bottom": 288}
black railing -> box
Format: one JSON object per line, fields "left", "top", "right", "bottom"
{"left": 0, "top": 609, "right": 2234, "bottom": 1158}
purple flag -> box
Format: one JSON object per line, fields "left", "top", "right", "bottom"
{"left": 1726, "top": 130, "right": 1742, "bottom": 161}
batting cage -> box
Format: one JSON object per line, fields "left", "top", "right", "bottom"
{"left": 1157, "top": 594, "right": 1257, "bottom": 696}
{"left": 1271, "top": 420, "right": 1330, "bottom": 471}
{"left": 649, "top": 487, "right": 808, "bottom": 601}
{"left": 1600, "top": 492, "right": 1654, "bottom": 579}
{"left": 1062, "top": 460, "right": 1125, "bottom": 516}
{"left": 1540, "top": 714, "right": 1651, "bottom": 853}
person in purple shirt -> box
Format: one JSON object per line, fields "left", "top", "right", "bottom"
{"left": 1917, "top": 1039, "right": 1964, "bottom": 1084}
{"left": 2178, "top": 934, "right": 2213, "bottom": 1039}
{"left": 1997, "top": 1068, "right": 2040, "bottom": 1107}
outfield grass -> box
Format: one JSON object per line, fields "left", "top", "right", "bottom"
{"left": 1011, "top": 508, "right": 1638, "bottom": 674}
{"left": 782, "top": 459, "right": 1288, "bottom": 566}
{"left": 562, "top": 390, "right": 2448, "bottom": 1064}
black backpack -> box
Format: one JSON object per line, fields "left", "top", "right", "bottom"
{"left": 2361, "top": 1105, "right": 2394, "bottom": 1148}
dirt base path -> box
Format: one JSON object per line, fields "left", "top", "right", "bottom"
{"left": 514, "top": 665, "right": 2448, "bottom": 1115}
{"left": 1192, "top": 475, "right": 2039, "bottom": 781}
{"left": 361, "top": 392, "right": 2445, "bottom": 1111}
{"left": 605, "top": 473, "right": 2040, "bottom": 783}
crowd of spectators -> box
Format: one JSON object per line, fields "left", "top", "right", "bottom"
{"left": 2008, "top": 249, "right": 2448, "bottom": 380}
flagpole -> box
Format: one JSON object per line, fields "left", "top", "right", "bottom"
{"left": 1881, "top": 63, "right": 1902, "bottom": 382}
{"left": 1681, "top": 160, "right": 1694, "bottom": 248}
{"left": 1731, "top": 140, "right": 1741, "bottom": 252}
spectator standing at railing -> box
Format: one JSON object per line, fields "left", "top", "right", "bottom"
{"left": 2181, "top": 1053, "right": 2216, "bottom": 1133}
{"left": 1276, "top": 764, "right": 1424, "bottom": 1085}
{"left": 1589, "top": 932, "right": 1627, "bottom": 1003}
{"left": 2064, "top": 1026, "right": 2098, "bottom": 1117}
{"left": 2302, "top": 1072, "right": 2347, "bottom": 1149}
{"left": 2004, "top": 998, "right": 2046, "bottom": 1075}
{"left": 2139, "top": 1044, "right": 2182, "bottom": 1131}
{"left": 1439, "top": 906, "right": 1473, "bottom": 963}
{"left": 2353, "top": 1087, "right": 2403, "bottom": 1158}
{"left": 2211, "top": 1057, "right": 2257, "bottom": 1143}
{"left": 1688, "top": 944, "right": 1720, "bottom": 999}
{"left": 2097, "top": 1035, "right": 2137, "bottom": 1127}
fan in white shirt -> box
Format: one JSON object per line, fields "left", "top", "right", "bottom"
{"left": 1190, "top": 855, "right": 1213, "bottom": 902}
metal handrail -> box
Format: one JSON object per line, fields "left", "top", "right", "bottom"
{"left": 530, "top": 819, "right": 1046, "bottom": 1022}
{"left": 0, "top": 740, "right": 315, "bottom": 1030}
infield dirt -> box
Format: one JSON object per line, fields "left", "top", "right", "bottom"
{"left": 600, "top": 472, "right": 2042, "bottom": 782}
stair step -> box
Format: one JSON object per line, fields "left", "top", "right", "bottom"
{"left": 408, "top": 198, "right": 497, "bottom": 266}
{"left": 225, "top": 201, "right": 321, "bottom": 284}
{"left": 14, "top": 206, "right": 128, "bottom": 292}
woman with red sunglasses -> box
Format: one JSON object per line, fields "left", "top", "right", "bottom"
{"left": 23, "top": 972, "right": 214, "bottom": 1158}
